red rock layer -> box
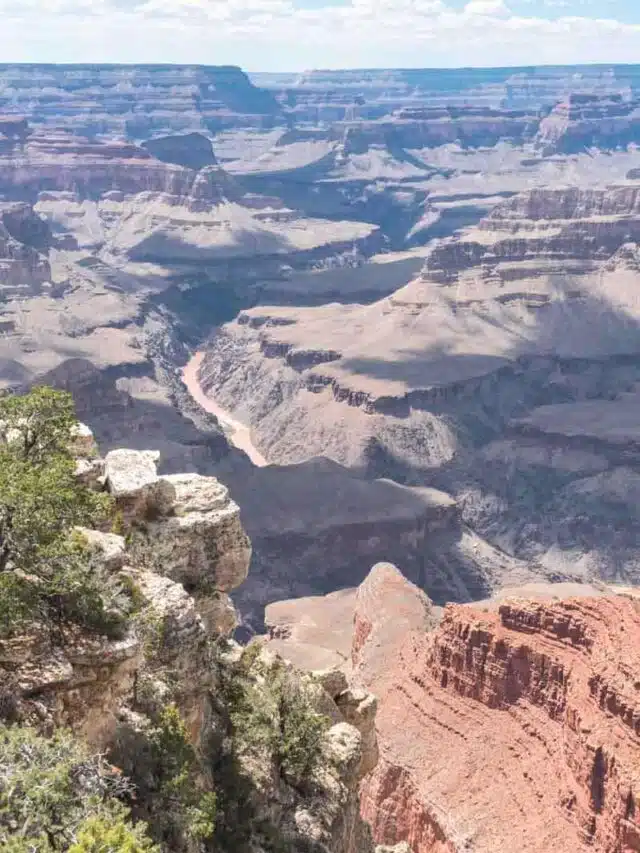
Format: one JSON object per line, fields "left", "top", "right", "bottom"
{"left": 354, "top": 586, "right": 640, "bottom": 853}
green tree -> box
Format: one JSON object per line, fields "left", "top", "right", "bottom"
{"left": 0, "top": 724, "right": 156, "bottom": 852}
{"left": 112, "top": 704, "right": 217, "bottom": 849}
{"left": 68, "top": 813, "right": 159, "bottom": 853}
{"left": 0, "top": 386, "right": 125, "bottom": 640}
{"left": 227, "top": 655, "right": 328, "bottom": 789}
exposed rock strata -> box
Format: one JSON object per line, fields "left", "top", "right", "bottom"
{"left": 356, "top": 580, "right": 640, "bottom": 853}
{"left": 256, "top": 65, "right": 640, "bottom": 124}
{"left": 198, "top": 178, "right": 640, "bottom": 587}
{"left": 265, "top": 566, "right": 640, "bottom": 853}
{"left": 536, "top": 93, "right": 640, "bottom": 154}
{"left": 212, "top": 456, "right": 544, "bottom": 628}
{"left": 0, "top": 201, "right": 51, "bottom": 298}
{"left": 0, "top": 64, "right": 282, "bottom": 137}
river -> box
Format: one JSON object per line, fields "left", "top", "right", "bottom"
{"left": 182, "top": 352, "right": 268, "bottom": 467}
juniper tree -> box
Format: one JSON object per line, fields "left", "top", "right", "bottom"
{"left": 0, "top": 386, "right": 124, "bottom": 639}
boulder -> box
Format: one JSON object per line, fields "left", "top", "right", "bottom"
{"left": 104, "top": 449, "right": 175, "bottom": 520}
{"left": 75, "top": 527, "right": 126, "bottom": 572}
{"left": 131, "top": 472, "right": 251, "bottom": 595}
{"left": 335, "top": 687, "right": 378, "bottom": 778}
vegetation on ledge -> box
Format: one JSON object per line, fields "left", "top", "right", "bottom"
{"left": 0, "top": 387, "right": 130, "bottom": 641}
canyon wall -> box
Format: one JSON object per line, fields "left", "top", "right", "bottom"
{"left": 356, "top": 578, "right": 640, "bottom": 853}
{"left": 198, "top": 175, "right": 640, "bottom": 589}
{"left": 5, "top": 64, "right": 640, "bottom": 629}
{"left": 0, "top": 430, "right": 381, "bottom": 853}
{"left": 0, "top": 64, "right": 282, "bottom": 137}
{"left": 264, "top": 565, "right": 640, "bottom": 853}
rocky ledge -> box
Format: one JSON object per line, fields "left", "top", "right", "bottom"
{"left": 0, "top": 427, "right": 384, "bottom": 853}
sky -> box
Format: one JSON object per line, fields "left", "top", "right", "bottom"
{"left": 1, "top": 0, "right": 640, "bottom": 71}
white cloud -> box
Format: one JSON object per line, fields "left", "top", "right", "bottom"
{"left": 464, "top": 0, "right": 509, "bottom": 16}
{"left": 0, "top": 0, "right": 639, "bottom": 70}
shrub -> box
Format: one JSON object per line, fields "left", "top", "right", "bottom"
{"left": 68, "top": 813, "right": 159, "bottom": 853}
{"left": 113, "top": 703, "right": 217, "bottom": 849}
{"left": 228, "top": 654, "right": 329, "bottom": 788}
{"left": 272, "top": 674, "right": 327, "bottom": 784}
{"left": 0, "top": 724, "right": 154, "bottom": 852}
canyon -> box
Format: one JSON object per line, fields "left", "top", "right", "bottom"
{"left": 3, "top": 64, "right": 640, "bottom": 615}
{"left": 3, "top": 60, "right": 640, "bottom": 851}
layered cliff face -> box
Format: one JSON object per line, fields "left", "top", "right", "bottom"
{"left": 0, "top": 64, "right": 282, "bottom": 137}
{"left": 265, "top": 565, "right": 640, "bottom": 853}
{"left": 212, "top": 457, "right": 548, "bottom": 630}
{"left": 0, "top": 200, "right": 51, "bottom": 298}
{"left": 254, "top": 65, "right": 640, "bottom": 123}
{"left": 197, "top": 177, "right": 640, "bottom": 587}
{"left": 0, "top": 427, "right": 381, "bottom": 853}
{"left": 355, "top": 573, "right": 640, "bottom": 853}
{"left": 536, "top": 93, "right": 640, "bottom": 154}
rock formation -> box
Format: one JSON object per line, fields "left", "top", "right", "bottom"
{"left": 0, "top": 426, "right": 382, "bottom": 853}
{"left": 0, "top": 201, "right": 51, "bottom": 298}
{"left": 256, "top": 65, "right": 640, "bottom": 124}
{"left": 141, "top": 132, "right": 219, "bottom": 171}
{"left": 0, "top": 64, "right": 282, "bottom": 137}
{"left": 265, "top": 564, "right": 640, "bottom": 853}
{"left": 197, "top": 173, "right": 640, "bottom": 589}
{"left": 536, "top": 93, "right": 640, "bottom": 154}
{"left": 5, "top": 61, "right": 640, "bottom": 640}
{"left": 358, "top": 584, "right": 640, "bottom": 853}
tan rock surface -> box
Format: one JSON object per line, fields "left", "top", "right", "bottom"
{"left": 105, "top": 454, "right": 251, "bottom": 635}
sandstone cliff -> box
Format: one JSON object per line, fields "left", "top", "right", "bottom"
{"left": 264, "top": 564, "right": 640, "bottom": 853}
{"left": 355, "top": 575, "right": 640, "bottom": 853}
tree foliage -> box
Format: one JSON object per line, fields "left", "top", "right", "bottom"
{"left": 228, "top": 652, "right": 328, "bottom": 788}
{"left": 112, "top": 704, "right": 217, "bottom": 850}
{"left": 0, "top": 724, "right": 157, "bottom": 853}
{"left": 0, "top": 387, "right": 127, "bottom": 640}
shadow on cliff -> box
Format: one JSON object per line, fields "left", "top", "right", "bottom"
{"left": 213, "top": 455, "right": 492, "bottom": 630}
{"left": 319, "top": 275, "right": 640, "bottom": 587}
{"left": 32, "top": 357, "right": 232, "bottom": 473}
{"left": 126, "top": 227, "right": 296, "bottom": 265}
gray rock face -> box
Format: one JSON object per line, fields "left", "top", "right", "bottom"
{"left": 334, "top": 688, "right": 379, "bottom": 779}
{"left": 75, "top": 527, "right": 126, "bottom": 573}
{"left": 104, "top": 449, "right": 176, "bottom": 521}
{"left": 103, "top": 454, "right": 252, "bottom": 636}
{"left": 0, "top": 201, "right": 51, "bottom": 300}
{"left": 138, "top": 472, "right": 251, "bottom": 593}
